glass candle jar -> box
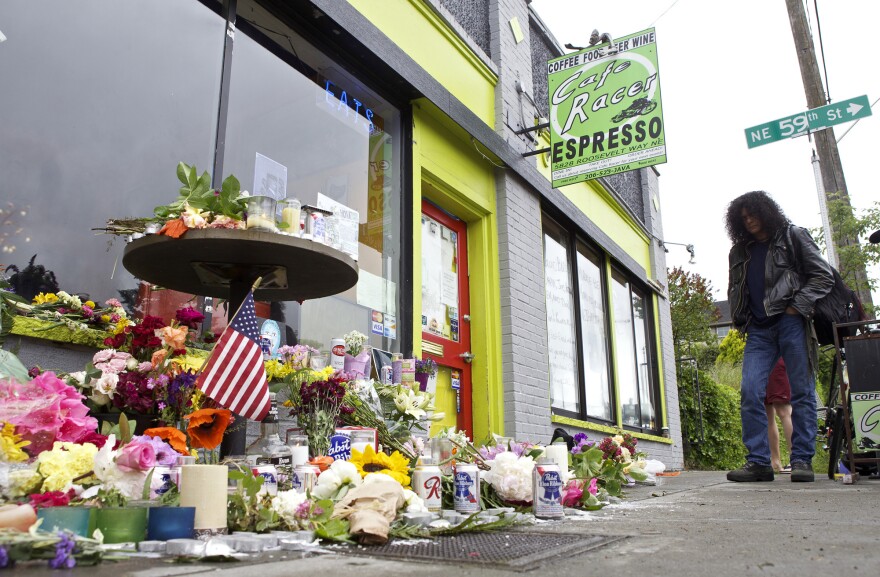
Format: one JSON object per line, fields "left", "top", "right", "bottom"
{"left": 280, "top": 198, "right": 301, "bottom": 236}
{"left": 246, "top": 196, "right": 277, "bottom": 232}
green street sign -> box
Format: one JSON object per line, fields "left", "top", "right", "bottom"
{"left": 745, "top": 95, "right": 872, "bottom": 149}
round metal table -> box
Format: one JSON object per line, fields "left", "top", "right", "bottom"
{"left": 122, "top": 228, "right": 359, "bottom": 454}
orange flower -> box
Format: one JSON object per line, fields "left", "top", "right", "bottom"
{"left": 143, "top": 427, "right": 189, "bottom": 455}
{"left": 158, "top": 218, "right": 189, "bottom": 238}
{"left": 158, "top": 325, "right": 189, "bottom": 350}
{"left": 183, "top": 408, "right": 232, "bottom": 450}
{"left": 151, "top": 348, "right": 168, "bottom": 367}
{"left": 309, "top": 455, "right": 334, "bottom": 472}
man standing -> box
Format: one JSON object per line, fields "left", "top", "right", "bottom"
{"left": 725, "top": 191, "right": 833, "bottom": 483}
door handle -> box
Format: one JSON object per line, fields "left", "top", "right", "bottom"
{"left": 459, "top": 351, "right": 475, "bottom": 363}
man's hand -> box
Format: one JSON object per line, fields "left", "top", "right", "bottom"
{"left": 785, "top": 306, "right": 800, "bottom": 315}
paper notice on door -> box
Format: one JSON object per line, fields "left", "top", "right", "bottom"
{"left": 317, "top": 193, "right": 359, "bottom": 259}
{"left": 357, "top": 269, "right": 385, "bottom": 312}
{"left": 441, "top": 270, "right": 458, "bottom": 307}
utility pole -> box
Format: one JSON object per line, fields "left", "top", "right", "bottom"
{"left": 785, "top": 0, "right": 874, "bottom": 311}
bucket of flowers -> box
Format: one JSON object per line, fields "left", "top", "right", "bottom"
{"left": 413, "top": 357, "right": 437, "bottom": 392}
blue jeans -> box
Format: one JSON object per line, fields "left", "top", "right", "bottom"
{"left": 741, "top": 314, "right": 816, "bottom": 465}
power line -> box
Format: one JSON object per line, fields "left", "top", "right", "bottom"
{"left": 648, "top": 0, "right": 683, "bottom": 27}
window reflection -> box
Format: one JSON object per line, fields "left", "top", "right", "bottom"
{"left": 0, "top": 1, "right": 224, "bottom": 306}
{"left": 577, "top": 245, "right": 612, "bottom": 421}
{"left": 222, "top": 3, "right": 401, "bottom": 353}
{"left": 543, "top": 223, "right": 579, "bottom": 413}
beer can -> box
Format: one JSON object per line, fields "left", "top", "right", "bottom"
{"left": 413, "top": 457, "right": 443, "bottom": 512}
{"left": 532, "top": 458, "right": 564, "bottom": 519}
{"left": 292, "top": 464, "right": 319, "bottom": 494}
{"left": 452, "top": 463, "right": 480, "bottom": 513}
{"left": 152, "top": 466, "right": 176, "bottom": 496}
{"left": 330, "top": 338, "right": 346, "bottom": 371}
{"left": 252, "top": 464, "right": 279, "bottom": 496}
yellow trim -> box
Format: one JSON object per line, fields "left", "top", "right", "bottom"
{"left": 348, "top": 0, "right": 497, "bottom": 123}
{"left": 412, "top": 104, "right": 503, "bottom": 440}
{"left": 551, "top": 415, "right": 674, "bottom": 445}
{"left": 604, "top": 255, "right": 623, "bottom": 426}
{"left": 653, "top": 292, "right": 668, "bottom": 428}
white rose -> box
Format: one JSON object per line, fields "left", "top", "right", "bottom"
{"left": 311, "top": 470, "right": 342, "bottom": 499}
{"left": 271, "top": 490, "right": 308, "bottom": 524}
{"left": 329, "top": 460, "right": 362, "bottom": 487}
{"left": 126, "top": 357, "right": 139, "bottom": 371}
{"left": 402, "top": 489, "right": 428, "bottom": 512}
{"left": 619, "top": 447, "right": 632, "bottom": 463}
{"left": 94, "top": 373, "right": 119, "bottom": 397}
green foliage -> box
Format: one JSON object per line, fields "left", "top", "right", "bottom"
{"left": 709, "top": 361, "right": 743, "bottom": 390}
{"left": 227, "top": 468, "right": 276, "bottom": 533}
{"left": 716, "top": 329, "right": 746, "bottom": 366}
{"left": 692, "top": 341, "right": 720, "bottom": 369}
{"left": 667, "top": 266, "right": 720, "bottom": 357}
{"left": 677, "top": 364, "right": 746, "bottom": 470}
{"left": 0, "top": 272, "right": 29, "bottom": 346}
{"left": 154, "top": 162, "right": 246, "bottom": 221}
{"left": 811, "top": 195, "right": 880, "bottom": 314}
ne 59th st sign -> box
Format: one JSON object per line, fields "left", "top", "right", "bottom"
{"left": 745, "top": 95, "right": 872, "bottom": 149}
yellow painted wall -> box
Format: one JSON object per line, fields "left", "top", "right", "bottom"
{"left": 412, "top": 101, "right": 503, "bottom": 442}
{"left": 348, "top": 0, "right": 496, "bottom": 124}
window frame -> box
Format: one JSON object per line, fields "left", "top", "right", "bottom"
{"left": 542, "top": 211, "right": 661, "bottom": 434}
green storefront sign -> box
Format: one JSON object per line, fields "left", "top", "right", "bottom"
{"left": 547, "top": 28, "right": 666, "bottom": 188}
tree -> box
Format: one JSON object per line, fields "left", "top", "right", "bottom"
{"left": 667, "top": 266, "right": 720, "bottom": 358}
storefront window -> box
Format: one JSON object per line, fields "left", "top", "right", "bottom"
{"left": 611, "top": 269, "right": 657, "bottom": 430}
{"left": 222, "top": 1, "right": 402, "bottom": 353}
{"left": 0, "top": 1, "right": 224, "bottom": 306}
{"left": 543, "top": 213, "right": 658, "bottom": 431}
{"left": 543, "top": 220, "right": 579, "bottom": 413}
{"left": 577, "top": 244, "right": 612, "bottom": 422}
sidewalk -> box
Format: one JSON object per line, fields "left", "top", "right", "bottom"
{"left": 96, "top": 471, "right": 880, "bottom": 577}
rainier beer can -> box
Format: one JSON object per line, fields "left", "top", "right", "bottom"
{"left": 412, "top": 457, "right": 443, "bottom": 512}
{"left": 453, "top": 463, "right": 480, "bottom": 513}
{"left": 330, "top": 338, "right": 346, "bottom": 371}
{"left": 292, "top": 464, "right": 319, "bottom": 493}
{"left": 532, "top": 457, "right": 564, "bottom": 519}
{"left": 252, "top": 464, "right": 279, "bottom": 496}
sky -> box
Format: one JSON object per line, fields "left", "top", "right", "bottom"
{"left": 530, "top": 0, "right": 880, "bottom": 304}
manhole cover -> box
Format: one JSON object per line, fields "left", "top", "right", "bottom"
{"left": 341, "top": 532, "right": 624, "bottom": 570}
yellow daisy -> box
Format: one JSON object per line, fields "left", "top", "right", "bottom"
{"left": 32, "top": 292, "right": 58, "bottom": 305}
{"left": 349, "top": 445, "right": 411, "bottom": 488}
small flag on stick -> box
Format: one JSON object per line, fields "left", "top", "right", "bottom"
{"left": 195, "top": 290, "right": 269, "bottom": 421}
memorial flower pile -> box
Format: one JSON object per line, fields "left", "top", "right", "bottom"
{"left": 13, "top": 293, "right": 133, "bottom": 335}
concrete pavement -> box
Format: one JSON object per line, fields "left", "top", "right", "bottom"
{"left": 74, "top": 471, "right": 880, "bottom": 576}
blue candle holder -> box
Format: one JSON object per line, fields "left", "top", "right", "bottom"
{"left": 147, "top": 506, "right": 196, "bottom": 541}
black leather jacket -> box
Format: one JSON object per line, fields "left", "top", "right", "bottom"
{"left": 728, "top": 224, "right": 833, "bottom": 332}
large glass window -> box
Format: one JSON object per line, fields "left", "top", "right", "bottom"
{"left": 543, "top": 213, "right": 658, "bottom": 432}
{"left": 543, "top": 220, "right": 579, "bottom": 413}
{"left": 577, "top": 244, "right": 612, "bottom": 422}
{"left": 0, "top": 0, "right": 224, "bottom": 306}
{"left": 222, "top": 0, "right": 402, "bottom": 353}
{"left": 611, "top": 269, "right": 656, "bottom": 430}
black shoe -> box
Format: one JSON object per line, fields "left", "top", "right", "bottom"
{"left": 790, "top": 461, "right": 815, "bottom": 482}
{"left": 727, "top": 462, "right": 775, "bottom": 482}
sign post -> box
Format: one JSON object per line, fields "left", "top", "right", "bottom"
{"left": 744, "top": 95, "right": 872, "bottom": 149}
{"left": 546, "top": 28, "right": 666, "bottom": 188}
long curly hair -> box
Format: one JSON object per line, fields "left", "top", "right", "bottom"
{"left": 725, "top": 191, "right": 790, "bottom": 244}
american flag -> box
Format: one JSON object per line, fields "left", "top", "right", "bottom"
{"left": 195, "top": 291, "right": 270, "bottom": 421}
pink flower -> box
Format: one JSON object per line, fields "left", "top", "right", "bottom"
{"left": 116, "top": 440, "right": 158, "bottom": 472}
{"left": 95, "top": 358, "right": 128, "bottom": 374}
{"left": 561, "top": 480, "right": 584, "bottom": 507}
{"left": 588, "top": 477, "right": 598, "bottom": 495}
{"left": 105, "top": 298, "right": 123, "bottom": 308}
{"left": 137, "top": 362, "right": 153, "bottom": 373}
{"left": 93, "top": 349, "right": 116, "bottom": 364}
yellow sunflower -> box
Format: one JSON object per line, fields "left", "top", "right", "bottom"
{"left": 349, "top": 445, "right": 411, "bottom": 488}
{"left": 0, "top": 422, "right": 30, "bottom": 462}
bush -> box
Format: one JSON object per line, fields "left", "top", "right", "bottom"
{"left": 716, "top": 329, "right": 745, "bottom": 366}
{"left": 677, "top": 363, "right": 746, "bottom": 470}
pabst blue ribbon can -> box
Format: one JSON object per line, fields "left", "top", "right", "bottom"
{"left": 413, "top": 457, "right": 442, "bottom": 512}
{"left": 330, "top": 338, "right": 346, "bottom": 371}
{"left": 532, "top": 457, "right": 564, "bottom": 519}
{"left": 152, "top": 466, "right": 175, "bottom": 496}
{"left": 327, "top": 432, "right": 352, "bottom": 462}
{"left": 292, "top": 464, "right": 319, "bottom": 493}
{"left": 252, "top": 464, "right": 279, "bottom": 496}
{"left": 452, "top": 463, "right": 480, "bottom": 513}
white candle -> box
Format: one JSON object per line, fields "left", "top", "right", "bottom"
{"left": 281, "top": 206, "right": 300, "bottom": 234}
{"left": 542, "top": 443, "right": 570, "bottom": 472}
{"left": 246, "top": 215, "right": 276, "bottom": 231}
{"left": 180, "top": 465, "right": 227, "bottom": 533}
{"left": 290, "top": 444, "right": 309, "bottom": 467}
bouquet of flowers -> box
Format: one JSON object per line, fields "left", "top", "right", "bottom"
{"left": 414, "top": 357, "right": 437, "bottom": 376}
{"left": 265, "top": 344, "right": 317, "bottom": 388}
{"left": 14, "top": 293, "right": 133, "bottom": 335}
{"left": 563, "top": 431, "right": 648, "bottom": 509}
{"left": 287, "top": 371, "right": 354, "bottom": 457}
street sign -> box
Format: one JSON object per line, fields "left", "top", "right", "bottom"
{"left": 744, "top": 94, "right": 872, "bottom": 149}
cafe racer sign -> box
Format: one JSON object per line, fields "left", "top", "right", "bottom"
{"left": 547, "top": 28, "right": 666, "bottom": 187}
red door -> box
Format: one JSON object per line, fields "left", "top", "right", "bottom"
{"left": 421, "top": 201, "right": 472, "bottom": 437}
